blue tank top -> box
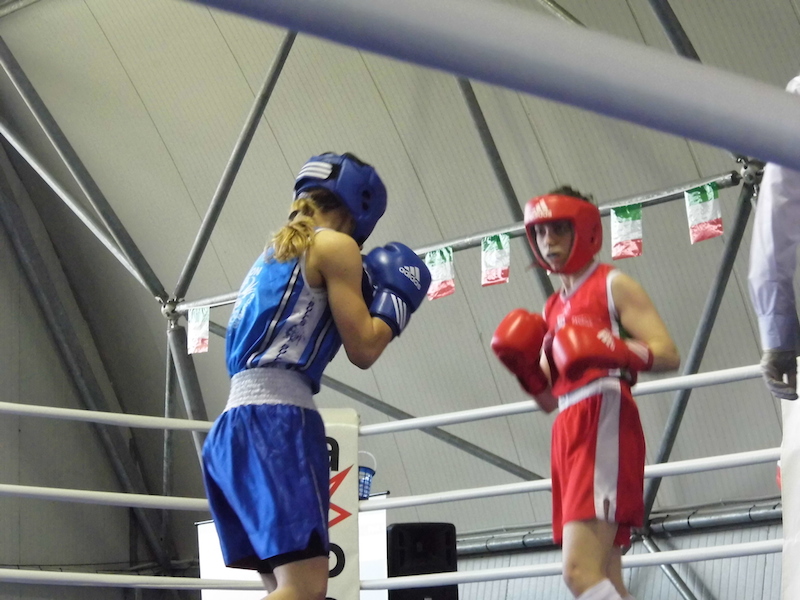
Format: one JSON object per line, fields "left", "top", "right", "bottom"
{"left": 225, "top": 247, "right": 342, "bottom": 393}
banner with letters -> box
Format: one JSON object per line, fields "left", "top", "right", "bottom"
{"left": 323, "top": 407, "right": 360, "bottom": 600}
{"left": 197, "top": 408, "right": 361, "bottom": 600}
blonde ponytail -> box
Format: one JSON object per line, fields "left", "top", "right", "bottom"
{"left": 271, "top": 196, "right": 317, "bottom": 262}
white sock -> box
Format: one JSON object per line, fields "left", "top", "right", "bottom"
{"left": 576, "top": 579, "right": 624, "bottom": 600}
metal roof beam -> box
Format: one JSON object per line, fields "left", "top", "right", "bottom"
{"left": 0, "top": 37, "right": 169, "bottom": 302}
{"left": 172, "top": 31, "right": 296, "bottom": 301}
{"left": 644, "top": 182, "right": 756, "bottom": 517}
{"left": 457, "top": 77, "right": 554, "bottom": 298}
{"left": 0, "top": 0, "right": 41, "bottom": 20}
{"left": 0, "top": 182, "right": 175, "bottom": 573}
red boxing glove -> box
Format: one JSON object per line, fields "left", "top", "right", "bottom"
{"left": 491, "top": 309, "right": 550, "bottom": 395}
{"left": 552, "top": 324, "right": 653, "bottom": 381}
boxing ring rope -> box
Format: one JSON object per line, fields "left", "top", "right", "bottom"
{"left": 359, "top": 447, "right": 780, "bottom": 512}
{"left": 362, "top": 540, "right": 784, "bottom": 590}
{"left": 0, "top": 446, "right": 778, "bottom": 513}
{"left": 0, "top": 363, "right": 772, "bottom": 513}
{"left": 193, "top": 0, "right": 800, "bottom": 172}
{"left": 0, "top": 538, "right": 782, "bottom": 591}
{"left": 0, "top": 360, "right": 782, "bottom": 590}
{"left": 360, "top": 363, "right": 761, "bottom": 436}
{"left": 0, "top": 445, "right": 783, "bottom": 591}
{"left": 0, "top": 362, "right": 763, "bottom": 434}
{"left": 0, "top": 483, "right": 208, "bottom": 511}
{"left": 1, "top": 1, "right": 789, "bottom": 594}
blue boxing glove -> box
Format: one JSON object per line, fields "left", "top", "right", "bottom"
{"left": 364, "top": 242, "right": 432, "bottom": 337}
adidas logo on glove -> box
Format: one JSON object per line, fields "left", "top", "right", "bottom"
{"left": 363, "top": 242, "right": 431, "bottom": 338}
{"left": 399, "top": 265, "right": 422, "bottom": 290}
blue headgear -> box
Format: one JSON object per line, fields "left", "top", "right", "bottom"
{"left": 294, "top": 152, "right": 387, "bottom": 244}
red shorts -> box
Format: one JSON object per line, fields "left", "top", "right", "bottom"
{"left": 551, "top": 379, "right": 645, "bottom": 547}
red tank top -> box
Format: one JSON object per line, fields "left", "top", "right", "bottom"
{"left": 544, "top": 262, "right": 628, "bottom": 397}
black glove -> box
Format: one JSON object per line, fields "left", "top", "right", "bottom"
{"left": 761, "top": 349, "right": 798, "bottom": 400}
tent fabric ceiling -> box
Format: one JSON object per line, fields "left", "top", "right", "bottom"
{"left": 0, "top": 0, "right": 795, "bottom": 549}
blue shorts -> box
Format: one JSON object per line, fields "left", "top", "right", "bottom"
{"left": 202, "top": 403, "right": 330, "bottom": 571}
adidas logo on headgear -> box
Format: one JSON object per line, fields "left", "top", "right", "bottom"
{"left": 531, "top": 200, "right": 552, "bottom": 219}
{"left": 297, "top": 161, "right": 333, "bottom": 181}
{"left": 399, "top": 266, "right": 422, "bottom": 290}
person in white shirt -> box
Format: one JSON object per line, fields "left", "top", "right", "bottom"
{"left": 748, "top": 74, "right": 800, "bottom": 401}
{"left": 747, "top": 73, "right": 800, "bottom": 599}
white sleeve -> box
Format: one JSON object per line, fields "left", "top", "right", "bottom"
{"left": 747, "top": 74, "right": 800, "bottom": 351}
{"left": 748, "top": 161, "right": 800, "bottom": 350}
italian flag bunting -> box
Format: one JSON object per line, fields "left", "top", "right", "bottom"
{"left": 684, "top": 182, "right": 723, "bottom": 244}
{"left": 610, "top": 204, "right": 643, "bottom": 260}
{"left": 187, "top": 306, "right": 210, "bottom": 354}
{"left": 481, "top": 233, "right": 510, "bottom": 286}
{"left": 425, "top": 246, "right": 456, "bottom": 300}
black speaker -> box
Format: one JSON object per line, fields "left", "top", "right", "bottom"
{"left": 387, "top": 523, "right": 458, "bottom": 600}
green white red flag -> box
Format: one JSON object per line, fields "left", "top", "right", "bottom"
{"left": 610, "top": 204, "right": 643, "bottom": 259}
{"left": 425, "top": 246, "right": 456, "bottom": 300}
{"left": 684, "top": 182, "right": 723, "bottom": 243}
{"left": 481, "top": 233, "right": 510, "bottom": 286}
{"left": 187, "top": 306, "right": 210, "bottom": 354}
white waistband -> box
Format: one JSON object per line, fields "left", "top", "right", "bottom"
{"left": 225, "top": 368, "right": 316, "bottom": 412}
{"left": 558, "top": 377, "right": 623, "bottom": 412}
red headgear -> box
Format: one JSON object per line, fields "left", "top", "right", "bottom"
{"left": 524, "top": 194, "right": 602, "bottom": 274}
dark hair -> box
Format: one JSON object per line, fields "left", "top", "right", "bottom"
{"left": 287, "top": 188, "right": 343, "bottom": 220}
{"left": 548, "top": 185, "right": 595, "bottom": 204}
